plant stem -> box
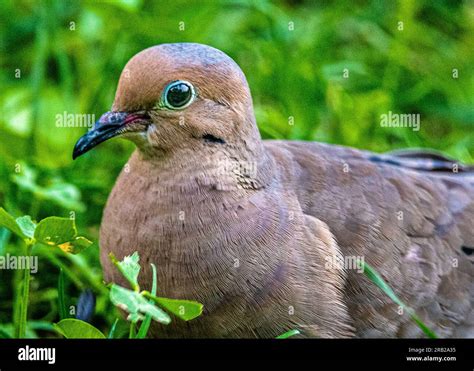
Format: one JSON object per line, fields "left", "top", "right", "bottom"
{"left": 129, "top": 321, "right": 136, "bottom": 339}
{"left": 16, "top": 243, "right": 33, "bottom": 338}
{"left": 12, "top": 267, "right": 22, "bottom": 336}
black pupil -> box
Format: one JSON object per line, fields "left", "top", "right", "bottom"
{"left": 166, "top": 83, "right": 191, "bottom": 107}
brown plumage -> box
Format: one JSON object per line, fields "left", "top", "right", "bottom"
{"left": 73, "top": 43, "right": 474, "bottom": 338}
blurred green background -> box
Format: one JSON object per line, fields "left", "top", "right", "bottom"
{"left": 0, "top": 0, "right": 473, "bottom": 337}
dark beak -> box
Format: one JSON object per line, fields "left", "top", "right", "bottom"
{"left": 72, "top": 111, "right": 147, "bottom": 160}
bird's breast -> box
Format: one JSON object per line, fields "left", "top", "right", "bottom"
{"left": 99, "top": 153, "right": 299, "bottom": 310}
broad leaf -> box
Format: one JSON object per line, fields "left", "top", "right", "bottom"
{"left": 54, "top": 319, "right": 105, "bottom": 339}
{"left": 15, "top": 216, "right": 36, "bottom": 239}
{"left": 58, "top": 237, "right": 93, "bottom": 254}
{"left": 42, "top": 182, "right": 86, "bottom": 212}
{"left": 34, "top": 217, "right": 92, "bottom": 254}
{"left": 34, "top": 217, "right": 77, "bottom": 245}
{"left": 109, "top": 284, "right": 171, "bottom": 325}
{"left": 110, "top": 252, "right": 140, "bottom": 290}
{"left": 0, "top": 207, "right": 27, "bottom": 239}
{"left": 144, "top": 294, "right": 203, "bottom": 321}
{"left": 11, "top": 165, "right": 85, "bottom": 212}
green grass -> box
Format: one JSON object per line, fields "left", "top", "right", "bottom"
{"left": 361, "top": 262, "right": 437, "bottom": 339}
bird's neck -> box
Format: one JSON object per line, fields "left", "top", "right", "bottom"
{"left": 134, "top": 141, "right": 275, "bottom": 193}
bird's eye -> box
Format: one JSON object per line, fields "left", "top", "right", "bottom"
{"left": 161, "top": 80, "right": 195, "bottom": 110}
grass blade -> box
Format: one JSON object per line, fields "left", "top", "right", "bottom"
{"left": 58, "top": 268, "right": 67, "bottom": 320}
{"left": 108, "top": 318, "right": 119, "bottom": 339}
{"left": 137, "top": 263, "right": 158, "bottom": 339}
{"left": 276, "top": 329, "right": 300, "bottom": 339}
{"left": 361, "top": 261, "right": 437, "bottom": 338}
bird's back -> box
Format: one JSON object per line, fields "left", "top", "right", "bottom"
{"left": 264, "top": 140, "right": 474, "bottom": 337}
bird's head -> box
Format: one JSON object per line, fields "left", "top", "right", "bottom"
{"left": 72, "top": 43, "right": 263, "bottom": 162}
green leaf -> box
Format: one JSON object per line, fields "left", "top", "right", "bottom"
{"left": 57, "top": 237, "right": 93, "bottom": 254}
{"left": 0, "top": 207, "right": 27, "bottom": 239}
{"left": 109, "top": 252, "right": 140, "bottom": 291}
{"left": 15, "top": 216, "right": 36, "bottom": 239}
{"left": 276, "top": 329, "right": 300, "bottom": 339}
{"left": 42, "top": 182, "right": 86, "bottom": 212}
{"left": 54, "top": 319, "right": 105, "bottom": 339}
{"left": 34, "top": 217, "right": 77, "bottom": 245}
{"left": 0, "top": 228, "right": 11, "bottom": 255}
{"left": 109, "top": 284, "right": 171, "bottom": 325}
{"left": 11, "top": 165, "right": 85, "bottom": 212}
{"left": 10, "top": 165, "right": 39, "bottom": 195}
{"left": 137, "top": 263, "right": 157, "bottom": 339}
{"left": 143, "top": 292, "right": 203, "bottom": 321}
{"left": 127, "top": 312, "right": 144, "bottom": 323}
{"left": 34, "top": 217, "right": 92, "bottom": 254}
{"left": 73, "top": 236, "right": 93, "bottom": 251}
{"left": 361, "top": 261, "right": 437, "bottom": 339}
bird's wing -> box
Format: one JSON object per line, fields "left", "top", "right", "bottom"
{"left": 367, "top": 148, "right": 474, "bottom": 173}
{"left": 296, "top": 214, "right": 356, "bottom": 337}
{"left": 264, "top": 140, "right": 474, "bottom": 338}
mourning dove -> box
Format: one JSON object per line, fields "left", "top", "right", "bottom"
{"left": 73, "top": 43, "right": 474, "bottom": 338}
